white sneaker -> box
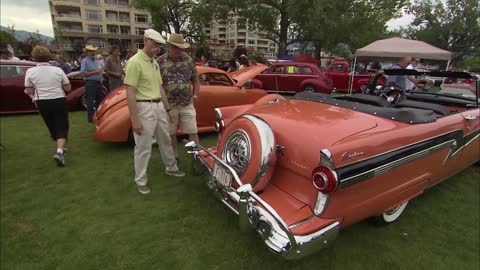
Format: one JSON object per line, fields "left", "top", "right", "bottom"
{"left": 137, "top": 185, "right": 151, "bottom": 194}
{"left": 166, "top": 170, "right": 186, "bottom": 177}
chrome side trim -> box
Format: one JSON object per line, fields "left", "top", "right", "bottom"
{"left": 465, "top": 133, "right": 479, "bottom": 147}
{"left": 338, "top": 129, "right": 463, "bottom": 166}
{"left": 340, "top": 140, "right": 456, "bottom": 188}
{"left": 242, "top": 115, "right": 276, "bottom": 187}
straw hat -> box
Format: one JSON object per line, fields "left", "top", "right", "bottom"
{"left": 167, "top": 33, "right": 190, "bottom": 49}
{"left": 83, "top": 44, "right": 98, "bottom": 52}
{"left": 144, "top": 29, "right": 166, "bottom": 44}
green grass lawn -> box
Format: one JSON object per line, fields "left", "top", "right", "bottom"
{"left": 1, "top": 112, "right": 479, "bottom": 270}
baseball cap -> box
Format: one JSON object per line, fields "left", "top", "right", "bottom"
{"left": 144, "top": 29, "right": 166, "bottom": 44}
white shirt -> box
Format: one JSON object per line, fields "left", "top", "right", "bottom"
{"left": 405, "top": 64, "right": 415, "bottom": 91}
{"left": 25, "top": 63, "right": 70, "bottom": 101}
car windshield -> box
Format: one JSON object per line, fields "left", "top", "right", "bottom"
{"left": 199, "top": 72, "right": 233, "bottom": 86}
{"left": 439, "top": 81, "right": 478, "bottom": 101}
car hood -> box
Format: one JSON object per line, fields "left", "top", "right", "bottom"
{"left": 248, "top": 99, "right": 379, "bottom": 147}
{"left": 229, "top": 64, "right": 269, "bottom": 87}
{"left": 95, "top": 86, "right": 127, "bottom": 120}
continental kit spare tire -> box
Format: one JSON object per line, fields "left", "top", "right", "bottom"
{"left": 217, "top": 115, "right": 277, "bottom": 192}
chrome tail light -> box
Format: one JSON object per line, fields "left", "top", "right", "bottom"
{"left": 312, "top": 165, "right": 338, "bottom": 194}
{"left": 313, "top": 149, "right": 338, "bottom": 215}
{"left": 214, "top": 108, "right": 225, "bottom": 134}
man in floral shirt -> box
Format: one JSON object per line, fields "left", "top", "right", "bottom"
{"left": 157, "top": 33, "right": 200, "bottom": 160}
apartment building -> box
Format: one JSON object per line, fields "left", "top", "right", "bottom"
{"left": 205, "top": 17, "right": 278, "bottom": 58}
{"left": 49, "top": 0, "right": 151, "bottom": 58}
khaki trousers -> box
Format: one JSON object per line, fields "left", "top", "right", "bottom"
{"left": 133, "top": 102, "right": 178, "bottom": 186}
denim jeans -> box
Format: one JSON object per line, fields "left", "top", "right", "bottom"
{"left": 85, "top": 80, "right": 103, "bottom": 122}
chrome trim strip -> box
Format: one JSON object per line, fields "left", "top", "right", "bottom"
{"left": 242, "top": 115, "right": 276, "bottom": 187}
{"left": 339, "top": 129, "right": 463, "bottom": 166}
{"left": 288, "top": 215, "right": 317, "bottom": 229}
{"left": 465, "top": 133, "right": 479, "bottom": 147}
{"left": 340, "top": 139, "right": 456, "bottom": 188}
{"left": 259, "top": 74, "right": 319, "bottom": 78}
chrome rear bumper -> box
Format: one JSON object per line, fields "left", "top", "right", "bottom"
{"left": 186, "top": 141, "right": 340, "bottom": 259}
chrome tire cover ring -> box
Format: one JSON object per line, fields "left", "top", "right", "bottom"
{"left": 222, "top": 130, "right": 251, "bottom": 176}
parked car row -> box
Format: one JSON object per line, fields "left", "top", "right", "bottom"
{"left": 0, "top": 60, "right": 106, "bottom": 114}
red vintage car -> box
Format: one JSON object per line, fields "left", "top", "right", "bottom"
{"left": 186, "top": 71, "right": 479, "bottom": 259}
{"left": 0, "top": 60, "right": 89, "bottom": 114}
{"left": 325, "top": 59, "right": 385, "bottom": 92}
{"left": 252, "top": 62, "right": 332, "bottom": 94}
{"left": 93, "top": 65, "right": 269, "bottom": 143}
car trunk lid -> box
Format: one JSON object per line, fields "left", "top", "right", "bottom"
{"left": 250, "top": 99, "right": 379, "bottom": 147}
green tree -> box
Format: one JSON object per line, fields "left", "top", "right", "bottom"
{"left": 0, "top": 31, "right": 18, "bottom": 48}
{"left": 198, "top": 0, "right": 315, "bottom": 57}
{"left": 132, "top": 0, "right": 198, "bottom": 36}
{"left": 405, "top": 0, "right": 480, "bottom": 62}
{"left": 299, "top": 0, "right": 406, "bottom": 58}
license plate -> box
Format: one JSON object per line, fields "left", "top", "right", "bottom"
{"left": 213, "top": 161, "right": 232, "bottom": 187}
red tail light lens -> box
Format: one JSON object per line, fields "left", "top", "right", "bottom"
{"left": 312, "top": 165, "right": 338, "bottom": 194}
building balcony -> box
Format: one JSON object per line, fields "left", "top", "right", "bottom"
{"left": 55, "top": 14, "right": 82, "bottom": 22}
{"left": 105, "top": 4, "right": 130, "bottom": 11}
{"left": 51, "top": 0, "right": 81, "bottom": 7}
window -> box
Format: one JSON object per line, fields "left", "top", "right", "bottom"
{"left": 272, "top": 65, "right": 285, "bottom": 73}
{"left": 107, "top": 25, "right": 119, "bottom": 34}
{"left": 329, "top": 64, "right": 344, "bottom": 73}
{"left": 286, "top": 65, "right": 299, "bottom": 74}
{"left": 200, "top": 73, "right": 233, "bottom": 86}
{"left": 88, "top": 24, "right": 103, "bottom": 33}
{"left": 119, "top": 12, "right": 130, "bottom": 22}
{"left": 84, "top": 0, "right": 99, "bottom": 5}
{"left": 248, "top": 40, "right": 255, "bottom": 45}
{"left": 135, "top": 27, "right": 146, "bottom": 35}
{"left": 0, "top": 65, "right": 30, "bottom": 78}
{"left": 86, "top": 9, "right": 102, "bottom": 20}
{"left": 120, "top": 26, "right": 130, "bottom": 35}
{"left": 88, "top": 39, "right": 105, "bottom": 48}
{"left": 135, "top": 14, "right": 148, "bottom": 23}
{"left": 135, "top": 42, "right": 144, "bottom": 49}
{"left": 106, "top": 11, "right": 119, "bottom": 21}
{"left": 301, "top": 66, "right": 313, "bottom": 73}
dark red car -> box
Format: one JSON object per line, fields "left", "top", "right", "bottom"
{"left": 0, "top": 60, "right": 90, "bottom": 114}
{"left": 252, "top": 62, "right": 333, "bottom": 93}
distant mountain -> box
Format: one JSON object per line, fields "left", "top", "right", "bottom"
{"left": 0, "top": 26, "right": 54, "bottom": 44}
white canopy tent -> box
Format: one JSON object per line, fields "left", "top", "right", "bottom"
{"left": 348, "top": 37, "right": 453, "bottom": 93}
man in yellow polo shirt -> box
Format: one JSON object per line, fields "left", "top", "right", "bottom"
{"left": 124, "top": 29, "right": 185, "bottom": 195}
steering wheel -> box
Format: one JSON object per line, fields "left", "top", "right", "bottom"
{"left": 379, "top": 83, "right": 406, "bottom": 104}
{"left": 362, "top": 71, "right": 385, "bottom": 95}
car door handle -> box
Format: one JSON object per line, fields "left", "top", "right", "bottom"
{"left": 464, "top": 115, "right": 477, "bottom": 120}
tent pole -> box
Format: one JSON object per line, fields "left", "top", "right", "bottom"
{"left": 349, "top": 57, "right": 357, "bottom": 94}
{"left": 446, "top": 60, "right": 451, "bottom": 71}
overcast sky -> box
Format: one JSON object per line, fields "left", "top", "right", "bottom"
{"left": 0, "top": 0, "right": 412, "bottom": 38}
{"left": 1, "top": 0, "right": 54, "bottom": 37}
